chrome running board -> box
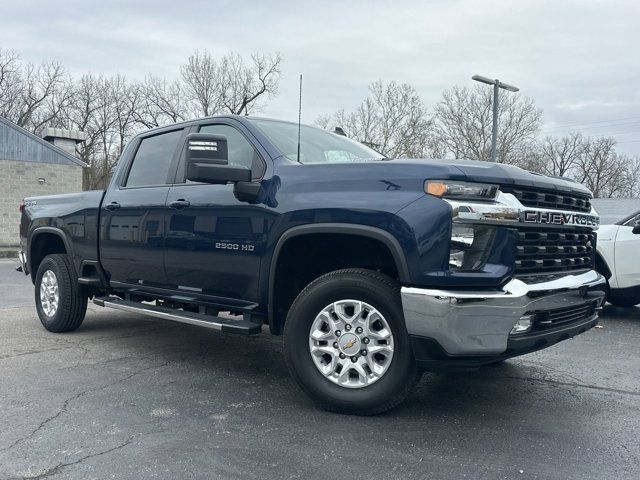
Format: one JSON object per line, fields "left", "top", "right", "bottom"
{"left": 93, "top": 297, "right": 261, "bottom": 335}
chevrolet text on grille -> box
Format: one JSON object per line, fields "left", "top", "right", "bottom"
{"left": 522, "top": 210, "right": 599, "bottom": 227}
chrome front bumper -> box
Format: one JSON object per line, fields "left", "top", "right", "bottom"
{"left": 401, "top": 270, "right": 606, "bottom": 356}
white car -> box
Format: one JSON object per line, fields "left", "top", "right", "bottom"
{"left": 596, "top": 210, "right": 640, "bottom": 307}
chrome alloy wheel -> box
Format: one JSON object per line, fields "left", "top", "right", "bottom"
{"left": 39, "top": 270, "right": 59, "bottom": 317}
{"left": 308, "top": 300, "right": 395, "bottom": 388}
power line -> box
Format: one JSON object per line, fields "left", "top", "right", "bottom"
{"left": 541, "top": 120, "right": 640, "bottom": 134}
{"left": 540, "top": 115, "right": 640, "bottom": 132}
{"left": 564, "top": 127, "right": 640, "bottom": 137}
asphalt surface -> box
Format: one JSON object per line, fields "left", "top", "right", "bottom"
{"left": 0, "top": 259, "right": 639, "bottom": 480}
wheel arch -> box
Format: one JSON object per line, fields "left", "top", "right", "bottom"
{"left": 28, "top": 227, "right": 75, "bottom": 283}
{"left": 267, "top": 223, "right": 410, "bottom": 335}
{"left": 594, "top": 250, "right": 612, "bottom": 281}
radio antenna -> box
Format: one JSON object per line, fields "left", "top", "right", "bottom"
{"left": 297, "top": 74, "right": 302, "bottom": 163}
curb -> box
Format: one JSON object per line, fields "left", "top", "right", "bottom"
{"left": 0, "top": 249, "right": 18, "bottom": 259}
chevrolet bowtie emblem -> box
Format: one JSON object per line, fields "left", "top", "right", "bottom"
{"left": 343, "top": 339, "right": 356, "bottom": 349}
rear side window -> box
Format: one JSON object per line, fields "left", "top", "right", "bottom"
{"left": 126, "top": 130, "right": 183, "bottom": 187}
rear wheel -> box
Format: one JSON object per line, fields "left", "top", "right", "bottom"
{"left": 283, "top": 269, "right": 421, "bottom": 415}
{"left": 35, "top": 254, "right": 87, "bottom": 332}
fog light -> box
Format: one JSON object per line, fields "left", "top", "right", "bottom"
{"left": 510, "top": 314, "right": 534, "bottom": 335}
{"left": 449, "top": 224, "right": 496, "bottom": 271}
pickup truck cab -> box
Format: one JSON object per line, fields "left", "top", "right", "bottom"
{"left": 19, "top": 115, "right": 606, "bottom": 414}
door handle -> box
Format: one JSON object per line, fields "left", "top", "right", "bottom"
{"left": 104, "top": 202, "right": 120, "bottom": 211}
{"left": 169, "top": 199, "right": 191, "bottom": 210}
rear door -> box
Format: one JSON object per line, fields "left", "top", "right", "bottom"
{"left": 100, "top": 128, "right": 186, "bottom": 289}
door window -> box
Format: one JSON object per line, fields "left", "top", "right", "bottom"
{"left": 623, "top": 212, "right": 640, "bottom": 227}
{"left": 125, "top": 130, "right": 183, "bottom": 187}
{"left": 191, "top": 124, "right": 265, "bottom": 180}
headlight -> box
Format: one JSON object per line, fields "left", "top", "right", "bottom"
{"left": 449, "top": 224, "right": 496, "bottom": 271}
{"left": 425, "top": 180, "right": 498, "bottom": 201}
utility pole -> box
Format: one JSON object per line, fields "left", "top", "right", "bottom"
{"left": 472, "top": 75, "right": 519, "bottom": 162}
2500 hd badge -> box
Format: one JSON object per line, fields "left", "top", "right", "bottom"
{"left": 522, "top": 210, "right": 599, "bottom": 227}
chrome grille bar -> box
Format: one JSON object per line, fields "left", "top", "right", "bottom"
{"left": 501, "top": 186, "right": 592, "bottom": 213}
{"left": 515, "top": 228, "right": 595, "bottom": 276}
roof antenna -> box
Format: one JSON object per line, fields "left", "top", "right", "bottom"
{"left": 297, "top": 74, "right": 302, "bottom": 163}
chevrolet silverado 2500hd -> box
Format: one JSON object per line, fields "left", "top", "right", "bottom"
{"left": 18, "top": 115, "right": 606, "bottom": 414}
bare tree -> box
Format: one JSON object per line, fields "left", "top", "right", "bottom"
{"left": 317, "top": 80, "right": 437, "bottom": 158}
{"left": 0, "top": 50, "right": 72, "bottom": 132}
{"left": 180, "top": 51, "right": 281, "bottom": 117}
{"left": 110, "top": 74, "right": 140, "bottom": 158}
{"left": 574, "top": 137, "right": 637, "bottom": 198}
{"left": 63, "top": 73, "right": 109, "bottom": 188}
{"left": 433, "top": 85, "right": 542, "bottom": 165}
{"left": 624, "top": 156, "right": 640, "bottom": 197}
{"left": 1, "top": 47, "right": 284, "bottom": 190}
{"left": 135, "top": 75, "right": 187, "bottom": 128}
{"left": 0, "top": 48, "right": 22, "bottom": 121}
{"left": 218, "top": 53, "right": 282, "bottom": 115}
{"left": 538, "top": 132, "right": 586, "bottom": 177}
{"left": 180, "top": 51, "right": 220, "bottom": 116}
{"left": 61, "top": 74, "right": 141, "bottom": 189}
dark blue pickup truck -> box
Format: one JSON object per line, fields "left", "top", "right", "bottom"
{"left": 18, "top": 115, "right": 606, "bottom": 414}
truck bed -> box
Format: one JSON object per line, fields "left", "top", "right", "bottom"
{"left": 20, "top": 190, "right": 106, "bottom": 276}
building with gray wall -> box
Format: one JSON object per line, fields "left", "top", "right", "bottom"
{"left": 0, "top": 116, "right": 86, "bottom": 251}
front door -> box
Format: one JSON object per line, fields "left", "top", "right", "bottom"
{"left": 614, "top": 213, "right": 640, "bottom": 289}
{"left": 100, "top": 128, "right": 185, "bottom": 288}
{"left": 163, "top": 122, "right": 274, "bottom": 304}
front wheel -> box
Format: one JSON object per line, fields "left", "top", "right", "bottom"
{"left": 35, "top": 254, "right": 87, "bottom": 332}
{"left": 608, "top": 297, "right": 639, "bottom": 308}
{"left": 283, "top": 269, "right": 421, "bottom": 415}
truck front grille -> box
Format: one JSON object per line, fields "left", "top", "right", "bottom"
{"left": 532, "top": 301, "right": 598, "bottom": 331}
{"left": 501, "top": 186, "right": 592, "bottom": 213}
{"left": 515, "top": 227, "right": 595, "bottom": 277}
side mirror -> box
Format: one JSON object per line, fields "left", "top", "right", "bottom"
{"left": 185, "top": 133, "right": 250, "bottom": 184}
{"left": 633, "top": 219, "right": 640, "bottom": 235}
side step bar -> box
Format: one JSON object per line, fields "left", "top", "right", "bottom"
{"left": 93, "top": 297, "right": 261, "bottom": 335}
{"left": 78, "top": 276, "right": 103, "bottom": 287}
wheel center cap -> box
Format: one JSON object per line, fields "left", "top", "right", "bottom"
{"left": 338, "top": 333, "right": 361, "bottom": 356}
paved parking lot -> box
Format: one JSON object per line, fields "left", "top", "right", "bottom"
{"left": 0, "top": 259, "right": 639, "bottom": 479}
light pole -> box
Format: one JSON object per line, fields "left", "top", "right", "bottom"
{"left": 472, "top": 75, "right": 519, "bottom": 162}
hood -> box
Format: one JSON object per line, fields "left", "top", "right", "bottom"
{"left": 393, "top": 158, "right": 592, "bottom": 197}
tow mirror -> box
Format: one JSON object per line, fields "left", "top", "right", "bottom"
{"left": 185, "top": 133, "right": 250, "bottom": 184}
{"left": 633, "top": 219, "right": 640, "bottom": 235}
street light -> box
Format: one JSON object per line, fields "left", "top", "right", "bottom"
{"left": 472, "top": 75, "right": 519, "bottom": 162}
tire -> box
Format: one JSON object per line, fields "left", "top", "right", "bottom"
{"left": 593, "top": 268, "right": 636, "bottom": 307}
{"left": 486, "top": 359, "right": 508, "bottom": 366}
{"left": 283, "top": 268, "right": 421, "bottom": 415}
{"left": 608, "top": 297, "right": 639, "bottom": 308}
{"left": 602, "top": 280, "right": 639, "bottom": 308}
{"left": 35, "top": 254, "right": 87, "bottom": 333}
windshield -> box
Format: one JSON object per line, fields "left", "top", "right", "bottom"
{"left": 250, "top": 118, "right": 385, "bottom": 164}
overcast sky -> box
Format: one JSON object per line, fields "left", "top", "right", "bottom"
{"left": 1, "top": 0, "right": 639, "bottom": 154}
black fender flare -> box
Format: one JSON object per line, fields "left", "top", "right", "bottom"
{"left": 28, "top": 227, "right": 77, "bottom": 279}
{"left": 594, "top": 250, "right": 612, "bottom": 281}
{"left": 267, "top": 223, "right": 411, "bottom": 333}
